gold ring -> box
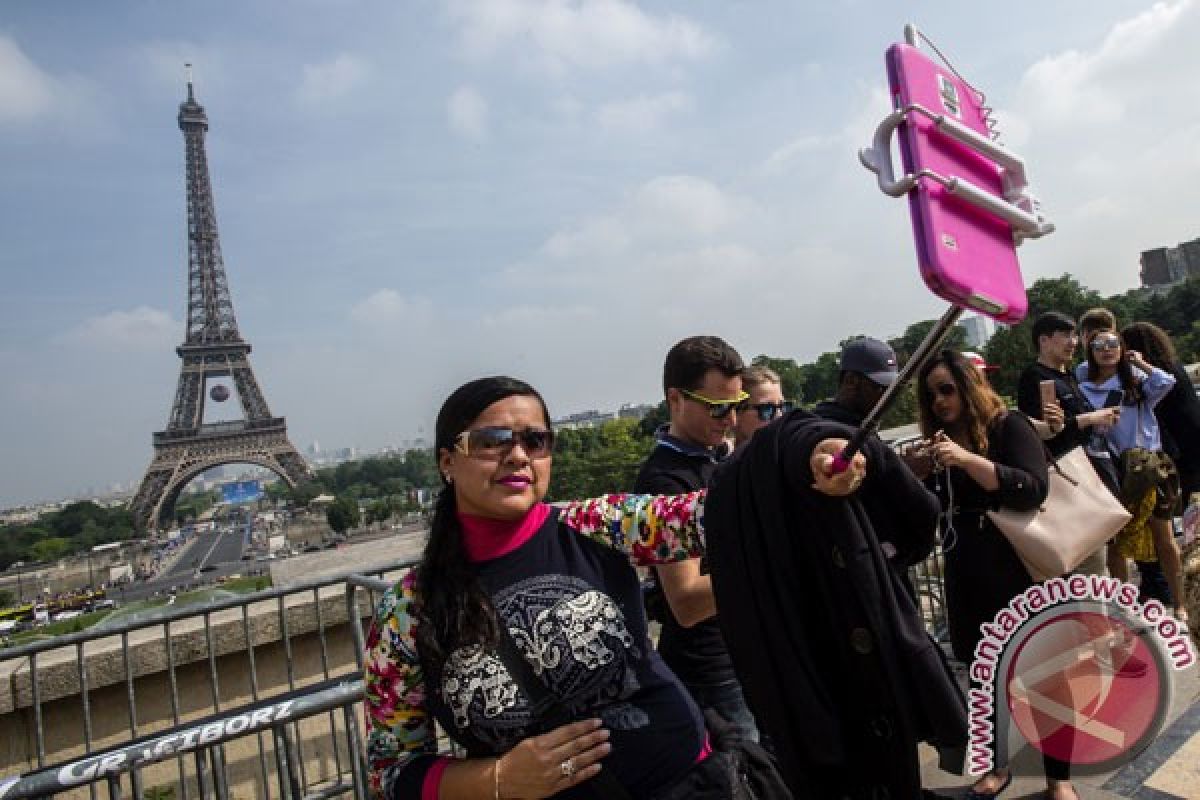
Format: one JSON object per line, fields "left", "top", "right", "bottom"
{"left": 560, "top": 758, "right": 576, "bottom": 778}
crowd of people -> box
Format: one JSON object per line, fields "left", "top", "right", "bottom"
{"left": 360, "top": 309, "right": 1198, "bottom": 800}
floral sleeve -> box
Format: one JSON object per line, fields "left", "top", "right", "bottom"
{"left": 363, "top": 571, "right": 440, "bottom": 799}
{"left": 558, "top": 491, "right": 706, "bottom": 567}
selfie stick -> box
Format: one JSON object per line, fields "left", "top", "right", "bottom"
{"left": 829, "top": 304, "right": 963, "bottom": 474}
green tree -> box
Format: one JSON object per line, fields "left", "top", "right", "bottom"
{"left": 637, "top": 401, "right": 669, "bottom": 438}
{"left": 290, "top": 481, "right": 323, "bottom": 506}
{"left": 31, "top": 538, "right": 70, "bottom": 562}
{"left": 367, "top": 498, "right": 394, "bottom": 527}
{"left": 401, "top": 449, "right": 440, "bottom": 488}
{"left": 264, "top": 481, "right": 291, "bottom": 502}
{"left": 888, "top": 319, "right": 967, "bottom": 365}
{"left": 797, "top": 351, "right": 841, "bottom": 405}
{"left": 548, "top": 418, "right": 654, "bottom": 500}
{"left": 326, "top": 496, "right": 361, "bottom": 534}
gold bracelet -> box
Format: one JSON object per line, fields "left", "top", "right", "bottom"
{"left": 493, "top": 755, "right": 501, "bottom": 800}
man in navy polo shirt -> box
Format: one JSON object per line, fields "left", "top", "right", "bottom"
{"left": 632, "top": 335, "right": 763, "bottom": 742}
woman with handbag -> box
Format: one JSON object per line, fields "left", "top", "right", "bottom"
{"left": 362, "top": 376, "right": 861, "bottom": 799}
{"left": 913, "top": 351, "right": 1074, "bottom": 800}
{"left": 1077, "top": 328, "right": 1185, "bottom": 622}
{"left": 1120, "top": 323, "right": 1200, "bottom": 513}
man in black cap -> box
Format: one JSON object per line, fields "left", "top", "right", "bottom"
{"left": 812, "top": 337, "right": 899, "bottom": 428}
{"left": 813, "top": 337, "right": 933, "bottom": 595}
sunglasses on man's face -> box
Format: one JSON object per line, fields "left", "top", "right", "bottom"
{"left": 1091, "top": 335, "right": 1121, "bottom": 352}
{"left": 454, "top": 426, "right": 555, "bottom": 458}
{"left": 738, "top": 400, "right": 795, "bottom": 422}
{"left": 678, "top": 388, "right": 750, "bottom": 419}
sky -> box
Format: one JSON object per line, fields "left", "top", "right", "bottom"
{"left": 2, "top": 0, "right": 1199, "bottom": 507}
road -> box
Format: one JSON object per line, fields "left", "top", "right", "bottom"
{"left": 163, "top": 527, "right": 246, "bottom": 577}
{"left": 119, "top": 526, "right": 254, "bottom": 603}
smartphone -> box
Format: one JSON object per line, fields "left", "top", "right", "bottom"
{"left": 1104, "top": 389, "right": 1124, "bottom": 408}
{"left": 885, "top": 43, "right": 1028, "bottom": 323}
{"left": 1038, "top": 380, "right": 1057, "bottom": 413}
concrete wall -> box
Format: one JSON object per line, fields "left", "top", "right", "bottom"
{"left": 0, "top": 582, "right": 399, "bottom": 799}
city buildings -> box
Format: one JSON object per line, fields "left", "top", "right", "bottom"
{"left": 1141, "top": 236, "right": 1200, "bottom": 288}
{"left": 958, "top": 314, "right": 996, "bottom": 349}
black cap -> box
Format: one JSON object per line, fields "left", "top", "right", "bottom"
{"left": 840, "top": 337, "right": 899, "bottom": 386}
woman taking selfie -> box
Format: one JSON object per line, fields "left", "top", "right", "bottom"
{"left": 913, "top": 352, "right": 1067, "bottom": 800}
{"left": 364, "top": 376, "right": 861, "bottom": 799}
{"left": 1077, "top": 328, "right": 1185, "bottom": 621}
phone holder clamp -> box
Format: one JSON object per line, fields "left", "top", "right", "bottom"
{"left": 859, "top": 103, "right": 1055, "bottom": 244}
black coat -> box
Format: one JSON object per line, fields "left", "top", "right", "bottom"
{"left": 705, "top": 411, "right": 968, "bottom": 800}
{"left": 931, "top": 412, "right": 1049, "bottom": 663}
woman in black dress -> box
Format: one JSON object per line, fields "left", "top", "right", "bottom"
{"left": 914, "top": 352, "right": 1070, "bottom": 800}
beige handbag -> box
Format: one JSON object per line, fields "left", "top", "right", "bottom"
{"left": 988, "top": 446, "right": 1132, "bottom": 581}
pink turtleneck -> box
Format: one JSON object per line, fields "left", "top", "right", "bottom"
{"left": 458, "top": 503, "right": 552, "bottom": 562}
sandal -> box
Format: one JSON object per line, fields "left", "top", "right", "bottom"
{"left": 965, "top": 771, "right": 1012, "bottom": 800}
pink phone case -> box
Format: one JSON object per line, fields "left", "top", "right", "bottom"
{"left": 886, "top": 43, "right": 1028, "bottom": 323}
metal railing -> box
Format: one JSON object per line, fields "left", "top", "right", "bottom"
{"left": 0, "top": 558, "right": 419, "bottom": 799}
{"left": 889, "top": 433, "right": 950, "bottom": 643}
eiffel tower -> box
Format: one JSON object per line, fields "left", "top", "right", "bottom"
{"left": 130, "top": 72, "right": 310, "bottom": 532}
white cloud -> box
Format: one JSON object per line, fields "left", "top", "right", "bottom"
{"left": 446, "top": 0, "right": 716, "bottom": 73}
{"left": 760, "top": 134, "right": 838, "bottom": 174}
{"left": 504, "top": 173, "right": 763, "bottom": 313}
{"left": 60, "top": 307, "right": 178, "bottom": 351}
{"left": 1014, "top": 0, "right": 1191, "bottom": 127}
{"left": 447, "top": 86, "right": 489, "bottom": 141}
{"left": 139, "top": 41, "right": 227, "bottom": 93}
{"left": 541, "top": 217, "right": 630, "bottom": 260}
{"left": 1003, "top": 0, "right": 1200, "bottom": 291}
{"left": 481, "top": 304, "right": 598, "bottom": 329}
{"left": 594, "top": 91, "right": 691, "bottom": 134}
{"left": 535, "top": 175, "right": 748, "bottom": 268}
{"left": 627, "top": 175, "right": 747, "bottom": 239}
{"left": 296, "top": 54, "right": 369, "bottom": 105}
{"left": 349, "top": 289, "right": 435, "bottom": 329}
{"left": 0, "top": 35, "right": 59, "bottom": 124}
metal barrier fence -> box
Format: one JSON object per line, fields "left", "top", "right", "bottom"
{"left": 889, "top": 433, "right": 950, "bottom": 643}
{"left": 0, "top": 558, "right": 419, "bottom": 800}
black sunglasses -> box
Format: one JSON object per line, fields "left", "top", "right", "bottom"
{"left": 738, "top": 400, "right": 795, "bottom": 422}
{"left": 933, "top": 383, "right": 958, "bottom": 398}
{"left": 679, "top": 388, "right": 750, "bottom": 419}
{"left": 454, "top": 426, "right": 555, "bottom": 458}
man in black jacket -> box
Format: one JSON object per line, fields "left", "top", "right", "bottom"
{"left": 706, "top": 411, "right": 968, "bottom": 799}
{"left": 812, "top": 338, "right": 931, "bottom": 576}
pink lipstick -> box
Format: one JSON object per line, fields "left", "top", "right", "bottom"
{"left": 497, "top": 475, "right": 531, "bottom": 488}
